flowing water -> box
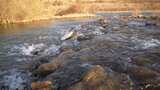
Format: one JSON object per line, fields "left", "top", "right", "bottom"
{"left": 0, "top": 18, "right": 96, "bottom": 89}
{"left": 0, "top": 12, "right": 160, "bottom": 90}
{"left": 0, "top": 19, "right": 93, "bottom": 67}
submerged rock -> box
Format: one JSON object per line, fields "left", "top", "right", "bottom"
{"left": 32, "top": 49, "right": 75, "bottom": 77}
{"left": 132, "top": 56, "right": 154, "bottom": 67}
{"left": 32, "top": 60, "right": 62, "bottom": 77}
{"left": 43, "top": 44, "right": 61, "bottom": 56}
{"left": 61, "top": 40, "right": 80, "bottom": 51}
{"left": 98, "top": 18, "right": 108, "bottom": 28}
{"left": 31, "top": 81, "right": 53, "bottom": 90}
{"left": 45, "top": 64, "right": 89, "bottom": 90}
{"left": 127, "top": 66, "right": 159, "bottom": 80}
{"left": 39, "top": 64, "right": 120, "bottom": 90}
{"left": 68, "top": 65, "right": 119, "bottom": 90}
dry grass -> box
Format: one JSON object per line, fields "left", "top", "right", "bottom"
{"left": 0, "top": 0, "right": 160, "bottom": 24}
{"left": 0, "top": 0, "right": 73, "bottom": 24}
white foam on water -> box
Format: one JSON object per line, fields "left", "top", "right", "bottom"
{"left": 38, "top": 36, "right": 49, "bottom": 40}
{"left": 43, "top": 44, "right": 61, "bottom": 56}
{"left": 128, "top": 21, "right": 146, "bottom": 27}
{"left": 9, "top": 43, "right": 45, "bottom": 57}
{"left": 131, "top": 37, "right": 160, "bottom": 49}
{"left": 8, "top": 43, "right": 62, "bottom": 61}
{"left": 81, "top": 63, "right": 93, "bottom": 68}
{"left": 143, "top": 39, "right": 160, "bottom": 49}
{"left": 93, "top": 29, "right": 104, "bottom": 35}
{"left": 16, "top": 58, "right": 28, "bottom": 62}
{"left": 61, "top": 40, "right": 80, "bottom": 49}
{"left": 20, "top": 43, "right": 45, "bottom": 56}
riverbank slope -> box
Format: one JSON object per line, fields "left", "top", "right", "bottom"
{"left": 0, "top": 0, "right": 160, "bottom": 24}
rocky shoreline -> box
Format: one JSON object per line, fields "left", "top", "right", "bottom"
{"left": 1, "top": 15, "right": 160, "bottom": 90}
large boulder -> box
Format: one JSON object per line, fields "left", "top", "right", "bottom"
{"left": 45, "top": 64, "right": 89, "bottom": 90}
{"left": 32, "top": 49, "right": 75, "bottom": 77}
{"left": 68, "top": 65, "right": 119, "bottom": 90}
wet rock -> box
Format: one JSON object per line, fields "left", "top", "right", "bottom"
{"left": 61, "top": 30, "right": 76, "bottom": 41}
{"left": 145, "top": 78, "right": 160, "bottom": 88}
{"left": 76, "top": 32, "right": 93, "bottom": 41}
{"left": 131, "top": 51, "right": 160, "bottom": 73}
{"left": 61, "top": 40, "right": 74, "bottom": 51}
{"left": 32, "top": 49, "right": 75, "bottom": 77}
{"left": 145, "top": 21, "right": 157, "bottom": 26}
{"left": 136, "top": 15, "right": 147, "bottom": 19}
{"left": 71, "top": 24, "right": 104, "bottom": 41}
{"left": 31, "top": 81, "right": 53, "bottom": 90}
{"left": 45, "top": 64, "right": 88, "bottom": 90}
{"left": 98, "top": 18, "right": 108, "bottom": 28}
{"left": 148, "top": 16, "right": 160, "bottom": 21}
{"left": 110, "top": 61, "right": 129, "bottom": 73}
{"left": 152, "top": 64, "right": 160, "bottom": 73}
{"left": 60, "top": 40, "right": 80, "bottom": 51}
{"left": 114, "top": 73, "right": 134, "bottom": 90}
{"left": 110, "top": 61, "right": 160, "bottom": 89}
{"left": 83, "top": 65, "right": 106, "bottom": 84}
{"left": 83, "top": 65, "right": 115, "bottom": 89}
{"left": 127, "top": 66, "right": 159, "bottom": 80}
{"left": 54, "top": 49, "right": 75, "bottom": 63}
{"left": 68, "top": 65, "right": 119, "bottom": 90}
{"left": 28, "top": 55, "right": 55, "bottom": 72}
{"left": 133, "top": 77, "right": 160, "bottom": 90}
{"left": 77, "top": 47, "right": 99, "bottom": 62}
{"left": 32, "top": 60, "right": 62, "bottom": 77}
{"left": 132, "top": 56, "right": 154, "bottom": 67}
{"left": 61, "top": 25, "right": 102, "bottom": 42}
{"left": 43, "top": 44, "right": 61, "bottom": 56}
{"left": 143, "top": 84, "right": 160, "bottom": 90}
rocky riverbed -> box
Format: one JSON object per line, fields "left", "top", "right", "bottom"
{"left": 0, "top": 14, "right": 160, "bottom": 90}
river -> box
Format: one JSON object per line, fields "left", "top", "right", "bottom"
{"left": 0, "top": 12, "right": 160, "bottom": 90}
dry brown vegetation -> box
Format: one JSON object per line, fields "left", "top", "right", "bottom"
{"left": 0, "top": 0, "right": 160, "bottom": 24}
